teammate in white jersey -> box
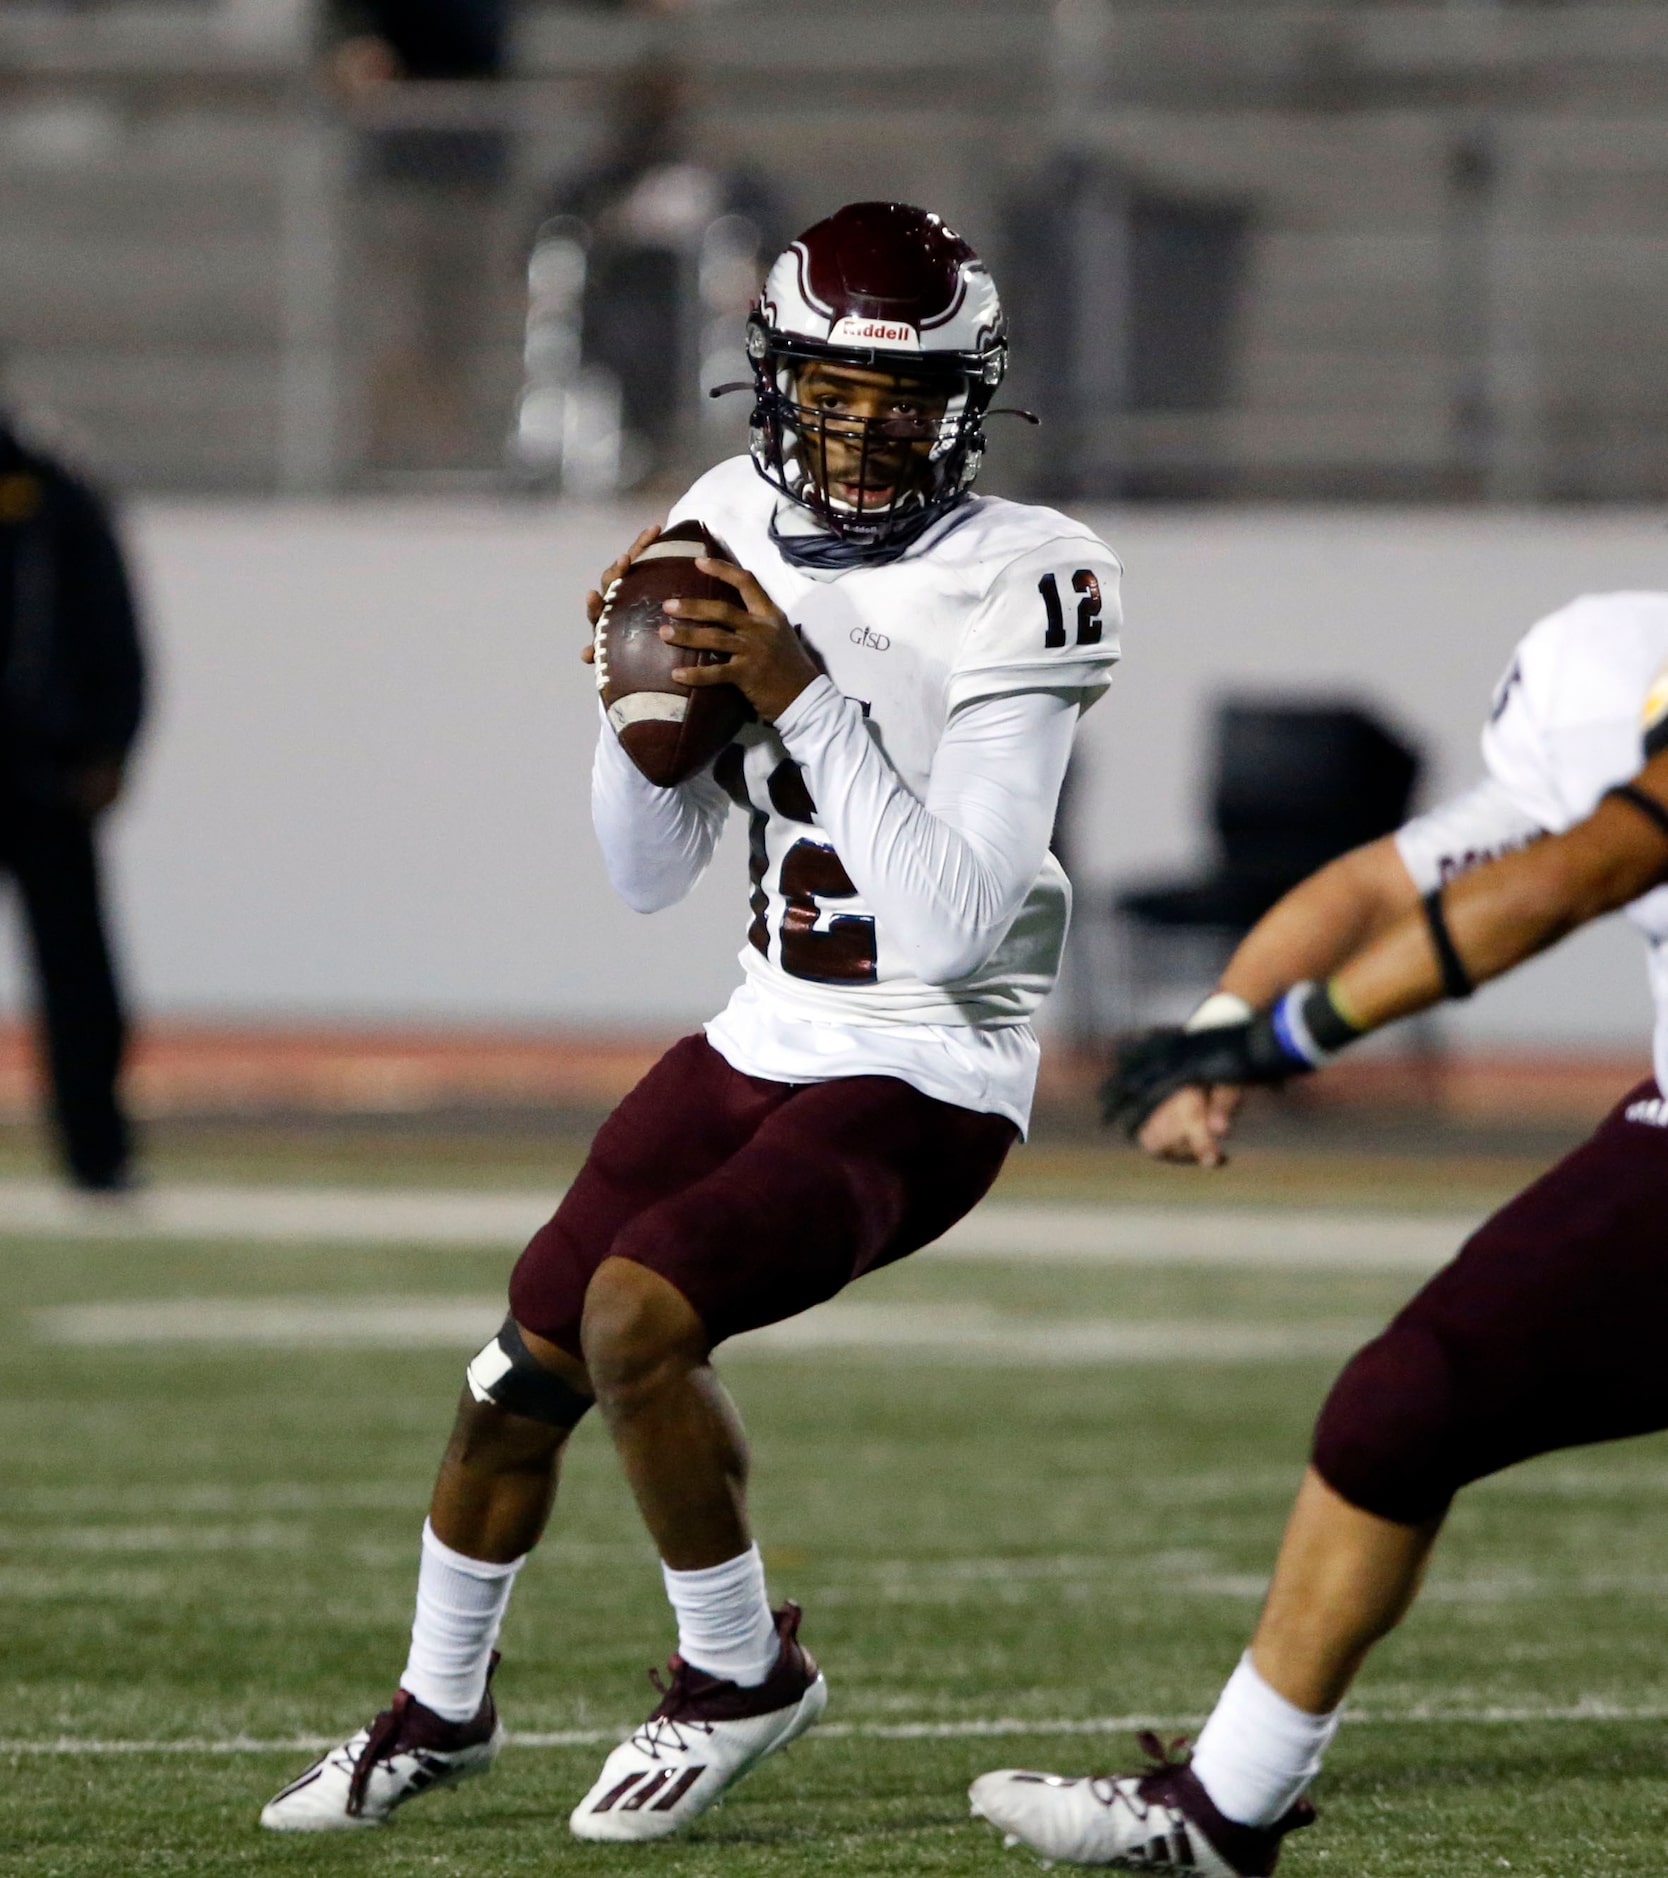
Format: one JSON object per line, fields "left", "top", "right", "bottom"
{"left": 261, "top": 202, "right": 1120, "bottom": 1841}
{"left": 971, "top": 595, "right": 1668, "bottom": 1874}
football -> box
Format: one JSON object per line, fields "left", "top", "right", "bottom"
{"left": 594, "top": 520, "right": 753, "bottom": 787}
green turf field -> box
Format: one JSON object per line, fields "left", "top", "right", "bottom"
{"left": 1, "top": 1120, "right": 1665, "bottom": 1876}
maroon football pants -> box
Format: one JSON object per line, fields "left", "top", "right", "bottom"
{"left": 1313, "top": 1078, "right": 1668, "bottom": 1524}
{"left": 508, "top": 1033, "right": 1017, "bottom": 1360}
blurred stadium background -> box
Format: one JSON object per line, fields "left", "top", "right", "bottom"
{"left": 3, "top": 0, "right": 1664, "bottom": 1142}
{"left": 0, "top": 0, "right": 1659, "bottom": 1128}
{"left": 5, "top": 10, "right": 1668, "bottom": 1875}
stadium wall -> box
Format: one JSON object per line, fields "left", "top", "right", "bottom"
{"left": 0, "top": 500, "right": 1658, "bottom": 1050}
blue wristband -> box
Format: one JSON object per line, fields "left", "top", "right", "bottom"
{"left": 1268, "top": 984, "right": 1335, "bottom": 1068}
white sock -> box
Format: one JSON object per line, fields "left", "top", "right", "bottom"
{"left": 662, "top": 1544, "right": 778, "bottom": 1688}
{"left": 1190, "top": 1653, "right": 1342, "bottom": 1827}
{"left": 399, "top": 1520, "right": 525, "bottom": 1723}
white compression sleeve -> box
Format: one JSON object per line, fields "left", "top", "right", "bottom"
{"left": 590, "top": 709, "right": 731, "bottom": 913}
{"left": 772, "top": 677, "right": 1080, "bottom": 985}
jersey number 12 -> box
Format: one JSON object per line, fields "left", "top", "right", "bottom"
{"left": 1040, "top": 570, "right": 1103, "bottom": 648}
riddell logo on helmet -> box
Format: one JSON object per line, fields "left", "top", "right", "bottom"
{"left": 830, "top": 315, "right": 921, "bottom": 350}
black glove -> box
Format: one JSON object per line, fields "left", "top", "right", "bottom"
{"left": 1099, "top": 1012, "right": 1313, "bottom": 1138}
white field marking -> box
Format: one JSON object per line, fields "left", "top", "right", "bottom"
{"left": 0, "top": 1179, "right": 1478, "bottom": 1271}
{"left": 33, "top": 1297, "right": 505, "bottom": 1349}
{"left": 1472, "top": 1462, "right": 1668, "bottom": 1500}
{"left": 929, "top": 1205, "right": 1476, "bottom": 1270}
{"left": 0, "top": 1181, "right": 553, "bottom": 1246}
{"left": 0, "top": 1567, "right": 170, "bottom": 1601}
{"left": 3, "top": 1482, "right": 439, "bottom": 1515}
{"left": 7, "top": 1705, "right": 1668, "bottom": 1756}
{"left": 0, "top": 1523, "right": 302, "bottom": 1554}
{"left": 1164, "top": 1569, "right": 1668, "bottom": 1604}
{"left": 730, "top": 1303, "right": 1374, "bottom": 1364}
{"left": 32, "top": 1296, "right": 1377, "bottom": 1364}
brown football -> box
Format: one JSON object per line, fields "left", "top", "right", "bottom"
{"left": 594, "top": 520, "right": 753, "bottom": 787}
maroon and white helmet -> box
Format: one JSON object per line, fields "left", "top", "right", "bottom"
{"left": 743, "top": 202, "right": 1009, "bottom": 557}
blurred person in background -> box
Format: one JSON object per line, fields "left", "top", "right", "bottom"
{"left": 539, "top": 58, "right": 782, "bottom": 484}
{"left": 325, "top": 0, "right": 515, "bottom": 474}
{"left": 0, "top": 409, "right": 145, "bottom": 1194}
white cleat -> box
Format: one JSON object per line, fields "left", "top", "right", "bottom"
{"left": 260, "top": 1668, "right": 502, "bottom": 1831}
{"left": 570, "top": 1602, "right": 827, "bottom": 1842}
{"left": 970, "top": 1733, "right": 1315, "bottom": 1875}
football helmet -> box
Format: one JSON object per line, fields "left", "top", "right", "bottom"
{"left": 742, "top": 202, "right": 1008, "bottom": 559}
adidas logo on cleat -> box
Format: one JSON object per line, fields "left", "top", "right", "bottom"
{"left": 1624, "top": 1095, "right": 1668, "bottom": 1128}
{"left": 588, "top": 1767, "right": 708, "bottom": 1815}
{"left": 569, "top": 1603, "right": 827, "bottom": 1842}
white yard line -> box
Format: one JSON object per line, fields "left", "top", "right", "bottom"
{"left": 32, "top": 1296, "right": 1377, "bottom": 1364}
{"left": 932, "top": 1205, "right": 1474, "bottom": 1269}
{"left": 0, "top": 1179, "right": 1480, "bottom": 1271}
{"left": 3, "top": 1705, "right": 1666, "bottom": 1755}
{"left": 33, "top": 1298, "right": 509, "bottom": 1349}
{"left": 0, "top": 1182, "right": 553, "bottom": 1246}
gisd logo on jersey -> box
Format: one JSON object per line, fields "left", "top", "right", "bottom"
{"left": 1644, "top": 662, "right": 1668, "bottom": 759}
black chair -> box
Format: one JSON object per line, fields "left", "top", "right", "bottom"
{"left": 1094, "top": 698, "right": 1422, "bottom": 1033}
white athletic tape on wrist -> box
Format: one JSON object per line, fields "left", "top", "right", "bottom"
{"left": 1185, "top": 991, "right": 1255, "bottom": 1033}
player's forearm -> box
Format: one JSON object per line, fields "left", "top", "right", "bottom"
{"left": 590, "top": 717, "right": 727, "bottom": 913}
{"left": 1217, "top": 838, "right": 1421, "bottom": 1009}
{"left": 775, "top": 679, "right": 1068, "bottom": 983}
{"left": 1331, "top": 790, "right": 1668, "bottom": 1031}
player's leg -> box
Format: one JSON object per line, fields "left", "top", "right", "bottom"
{"left": 426, "top": 1326, "right": 593, "bottom": 1564}
{"left": 1242, "top": 1467, "right": 1440, "bottom": 1716}
{"left": 580, "top": 1068, "right": 1016, "bottom": 1586}
{"left": 260, "top": 1334, "right": 595, "bottom": 1832}
{"left": 567, "top": 1073, "right": 1016, "bottom": 1839}
{"left": 974, "top": 1081, "right": 1668, "bottom": 1872}
{"left": 582, "top": 1258, "right": 751, "bottom": 1570}
{"left": 9, "top": 799, "right": 132, "bottom": 1189}
{"left": 262, "top": 1035, "right": 766, "bottom": 1831}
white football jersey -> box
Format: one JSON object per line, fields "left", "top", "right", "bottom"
{"left": 1395, "top": 590, "right": 1668, "bottom": 1087}
{"left": 657, "top": 455, "right": 1122, "bottom": 1125}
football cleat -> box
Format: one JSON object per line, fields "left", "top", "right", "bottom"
{"left": 569, "top": 1601, "right": 827, "bottom": 1841}
{"left": 259, "top": 1658, "right": 503, "bottom": 1831}
{"left": 969, "top": 1733, "right": 1315, "bottom": 1875}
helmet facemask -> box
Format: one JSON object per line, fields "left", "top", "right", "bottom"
{"left": 747, "top": 321, "right": 1000, "bottom": 552}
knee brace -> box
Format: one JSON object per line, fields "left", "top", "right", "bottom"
{"left": 466, "top": 1315, "right": 594, "bottom": 1429}
{"left": 1311, "top": 1320, "right": 1459, "bottom": 1526}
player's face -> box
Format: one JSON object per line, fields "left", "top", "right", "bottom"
{"left": 792, "top": 361, "right": 950, "bottom": 513}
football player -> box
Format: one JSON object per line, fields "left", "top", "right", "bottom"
{"left": 261, "top": 202, "right": 1122, "bottom": 1838}
{"left": 971, "top": 591, "right": 1668, "bottom": 1873}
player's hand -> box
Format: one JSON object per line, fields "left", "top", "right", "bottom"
{"left": 1100, "top": 1017, "right": 1309, "bottom": 1139}
{"left": 1136, "top": 1084, "right": 1242, "bottom": 1167}
{"left": 582, "top": 525, "right": 662, "bottom": 662}
{"left": 660, "top": 557, "right": 821, "bottom": 723}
